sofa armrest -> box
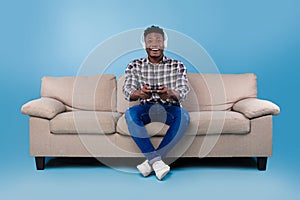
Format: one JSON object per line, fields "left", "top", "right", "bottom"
{"left": 233, "top": 98, "right": 280, "bottom": 119}
{"left": 21, "top": 97, "right": 66, "bottom": 119}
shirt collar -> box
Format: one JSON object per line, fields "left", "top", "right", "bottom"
{"left": 144, "top": 55, "right": 168, "bottom": 64}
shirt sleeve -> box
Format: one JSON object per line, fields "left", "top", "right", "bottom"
{"left": 122, "top": 62, "right": 139, "bottom": 101}
{"left": 175, "top": 62, "right": 190, "bottom": 102}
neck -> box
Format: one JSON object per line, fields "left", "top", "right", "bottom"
{"left": 148, "top": 54, "right": 164, "bottom": 64}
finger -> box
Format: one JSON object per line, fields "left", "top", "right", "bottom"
{"left": 158, "top": 87, "right": 168, "bottom": 93}
{"left": 142, "top": 88, "right": 151, "bottom": 93}
{"left": 140, "top": 91, "right": 150, "bottom": 98}
{"left": 143, "top": 85, "right": 151, "bottom": 90}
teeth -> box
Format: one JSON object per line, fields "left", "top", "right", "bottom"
{"left": 151, "top": 48, "right": 159, "bottom": 51}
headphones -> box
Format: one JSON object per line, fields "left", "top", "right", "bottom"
{"left": 140, "top": 31, "right": 168, "bottom": 49}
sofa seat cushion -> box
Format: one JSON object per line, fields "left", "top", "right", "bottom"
{"left": 116, "top": 111, "right": 250, "bottom": 136}
{"left": 50, "top": 111, "right": 121, "bottom": 134}
{"left": 188, "top": 111, "right": 250, "bottom": 135}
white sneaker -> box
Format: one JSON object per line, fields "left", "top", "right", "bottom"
{"left": 152, "top": 160, "right": 170, "bottom": 180}
{"left": 137, "top": 160, "right": 153, "bottom": 177}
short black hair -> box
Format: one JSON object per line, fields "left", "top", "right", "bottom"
{"left": 144, "top": 25, "right": 165, "bottom": 40}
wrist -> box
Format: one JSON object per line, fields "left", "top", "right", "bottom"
{"left": 130, "top": 90, "right": 140, "bottom": 101}
{"left": 169, "top": 90, "right": 179, "bottom": 101}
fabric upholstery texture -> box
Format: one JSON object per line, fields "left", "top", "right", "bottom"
{"left": 117, "top": 75, "right": 140, "bottom": 113}
{"left": 41, "top": 74, "right": 117, "bottom": 112}
{"left": 117, "top": 73, "right": 257, "bottom": 113}
{"left": 182, "top": 73, "right": 257, "bottom": 112}
{"left": 233, "top": 98, "right": 280, "bottom": 118}
{"left": 21, "top": 97, "right": 66, "bottom": 119}
{"left": 21, "top": 73, "right": 280, "bottom": 159}
{"left": 50, "top": 111, "right": 121, "bottom": 134}
{"left": 117, "top": 111, "right": 250, "bottom": 136}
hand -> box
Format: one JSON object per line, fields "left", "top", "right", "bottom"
{"left": 157, "top": 86, "right": 179, "bottom": 101}
{"left": 141, "top": 84, "right": 152, "bottom": 94}
{"left": 130, "top": 85, "right": 151, "bottom": 100}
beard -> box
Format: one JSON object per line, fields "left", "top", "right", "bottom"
{"left": 146, "top": 48, "right": 164, "bottom": 61}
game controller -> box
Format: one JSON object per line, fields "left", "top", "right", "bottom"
{"left": 149, "top": 84, "right": 163, "bottom": 93}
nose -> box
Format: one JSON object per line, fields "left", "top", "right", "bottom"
{"left": 151, "top": 41, "right": 163, "bottom": 49}
{"left": 153, "top": 40, "right": 159, "bottom": 46}
{"left": 149, "top": 41, "right": 159, "bottom": 49}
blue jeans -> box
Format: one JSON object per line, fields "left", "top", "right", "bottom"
{"left": 125, "top": 103, "right": 190, "bottom": 164}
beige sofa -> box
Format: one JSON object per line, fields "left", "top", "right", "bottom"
{"left": 21, "top": 73, "right": 280, "bottom": 170}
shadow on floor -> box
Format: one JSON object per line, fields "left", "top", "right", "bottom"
{"left": 170, "top": 157, "right": 257, "bottom": 170}
{"left": 45, "top": 157, "right": 258, "bottom": 170}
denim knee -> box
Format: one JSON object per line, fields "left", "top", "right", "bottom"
{"left": 125, "top": 107, "right": 136, "bottom": 121}
{"left": 180, "top": 108, "right": 190, "bottom": 123}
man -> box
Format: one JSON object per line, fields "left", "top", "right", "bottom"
{"left": 123, "top": 25, "right": 190, "bottom": 180}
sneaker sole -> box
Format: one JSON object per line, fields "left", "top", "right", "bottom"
{"left": 156, "top": 166, "right": 170, "bottom": 180}
{"left": 137, "top": 165, "right": 153, "bottom": 177}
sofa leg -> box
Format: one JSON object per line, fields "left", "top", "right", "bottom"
{"left": 35, "top": 157, "right": 45, "bottom": 170}
{"left": 257, "top": 157, "right": 267, "bottom": 171}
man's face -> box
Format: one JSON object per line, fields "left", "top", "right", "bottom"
{"left": 145, "top": 32, "right": 164, "bottom": 59}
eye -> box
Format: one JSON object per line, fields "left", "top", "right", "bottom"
{"left": 146, "top": 39, "right": 152, "bottom": 43}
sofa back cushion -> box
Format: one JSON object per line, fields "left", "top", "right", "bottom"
{"left": 182, "top": 73, "right": 257, "bottom": 111}
{"left": 117, "top": 73, "right": 257, "bottom": 112}
{"left": 117, "top": 75, "right": 140, "bottom": 113}
{"left": 41, "top": 74, "right": 117, "bottom": 112}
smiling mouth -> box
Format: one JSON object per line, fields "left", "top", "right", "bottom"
{"left": 150, "top": 48, "right": 160, "bottom": 51}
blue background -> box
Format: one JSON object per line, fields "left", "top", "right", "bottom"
{"left": 1, "top": 0, "right": 299, "bottom": 199}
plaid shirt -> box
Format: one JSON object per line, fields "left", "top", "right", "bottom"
{"left": 122, "top": 56, "right": 190, "bottom": 105}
